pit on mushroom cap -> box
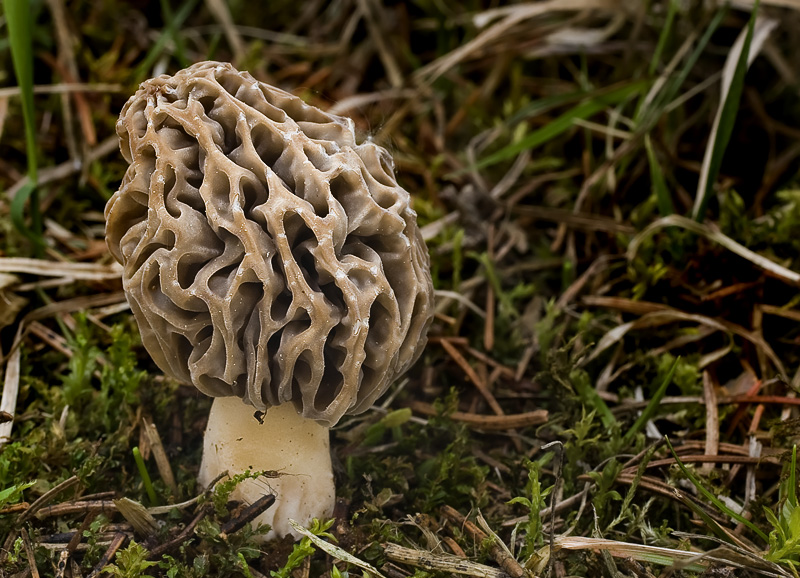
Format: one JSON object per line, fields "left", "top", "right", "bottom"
{"left": 105, "top": 61, "right": 434, "bottom": 538}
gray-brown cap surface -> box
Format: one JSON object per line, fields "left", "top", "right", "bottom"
{"left": 106, "top": 61, "right": 434, "bottom": 426}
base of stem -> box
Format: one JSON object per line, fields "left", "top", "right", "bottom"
{"left": 198, "top": 396, "right": 335, "bottom": 540}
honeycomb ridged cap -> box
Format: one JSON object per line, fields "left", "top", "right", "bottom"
{"left": 105, "top": 61, "right": 434, "bottom": 426}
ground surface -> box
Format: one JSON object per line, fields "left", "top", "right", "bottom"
{"left": 1, "top": 1, "right": 800, "bottom": 577}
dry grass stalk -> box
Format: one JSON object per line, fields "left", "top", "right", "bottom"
{"left": 382, "top": 542, "right": 513, "bottom": 578}
{"left": 410, "top": 401, "right": 547, "bottom": 430}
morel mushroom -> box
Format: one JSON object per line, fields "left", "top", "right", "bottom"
{"left": 105, "top": 62, "right": 434, "bottom": 538}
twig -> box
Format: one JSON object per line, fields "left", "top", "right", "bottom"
{"left": 382, "top": 542, "right": 511, "bottom": 578}
{"left": 0, "top": 327, "right": 23, "bottom": 450}
{"left": 464, "top": 347, "right": 516, "bottom": 379}
{"left": 440, "top": 506, "right": 525, "bottom": 578}
{"left": 4, "top": 135, "right": 118, "bottom": 202}
{"left": 0, "top": 502, "right": 29, "bottom": 515}
{"left": 514, "top": 205, "right": 636, "bottom": 235}
{"left": 702, "top": 371, "right": 719, "bottom": 475}
{"left": 0, "top": 82, "right": 123, "bottom": 99}
{"left": 219, "top": 494, "right": 275, "bottom": 539}
{"left": 142, "top": 418, "right": 179, "bottom": 497}
{"left": 85, "top": 532, "right": 128, "bottom": 578}
{"left": 438, "top": 339, "right": 504, "bottom": 416}
{"left": 19, "top": 475, "right": 80, "bottom": 522}
{"left": 0, "top": 258, "right": 122, "bottom": 280}
{"left": 623, "top": 454, "right": 780, "bottom": 471}
{"left": 21, "top": 528, "right": 41, "bottom": 578}
{"left": 35, "top": 500, "right": 118, "bottom": 519}
{"left": 24, "top": 292, "right": 127, "bottom": 322}
{"left": 410, "top": 401, "right": 547, "bottom": 430}
{"left": 67, "top": 512, "right": 99, "bottom": 556}
{"left": 147, "top": 504, "right": 212, "bottom": 559}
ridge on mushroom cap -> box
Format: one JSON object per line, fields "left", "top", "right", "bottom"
{"left": 105, "top": 61, "right": 434, "bottom": 426}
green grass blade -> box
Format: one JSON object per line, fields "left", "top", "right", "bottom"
{"left": 472, "top": 80, "right": 648, "bottom": 172}
{"left": 789, "top": 445, "right": 798, "bottom": 507}
{"left": 665, "top": 436, "right": 769, "bottom": 543}
{"left": 3, "top": 0, "right": 42, "bottom": 247}
{"left": 159, "top": 0, "right": 190, "bottom": 68}
{"left": 132, "top": 446, "right": 159, "bottom": 506}
{"left": 622, "top": 358, "right": 678, "bottom": 445}
{"left": 637, "top": 7, "right": 727, "bottom": 126}
{"left": 571, "top": 372, "right": 615, "bottom": 429}
{"left": 507, "top": 87, "right": 604, "bottom": 126}
{"left": 648, "top": 0, "right": 679, "bottom": 76}
{"left": 645, "top": 135, "right": 673, "bottom": 216}
{"left": 692, "top": 3, "right": 761, "bottom": 221}
{"left": 9, "top": 181, "right": 42, "bottom": 246}
{"left": 134, "top": 0, "right": 200, "bottom": 82}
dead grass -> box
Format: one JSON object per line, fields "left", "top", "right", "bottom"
{"left": 1, "top": 1, "right": 800, "bottom": 576}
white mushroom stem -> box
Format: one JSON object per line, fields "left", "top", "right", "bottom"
{"left": 198, "top": 396, "right": 335, "bottom": 540}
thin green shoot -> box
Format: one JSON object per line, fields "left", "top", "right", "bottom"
{"left": 159, "top": 0, "right": 190, "bottom": 68}
{"left": 692, "top": 1, "right": 760, "bottom": 221}
{"left": 134, "top": 0, "right": 200, "bottom": 82}
{"left": 132, "top": 446, "right": 158, "bottom": 506}
{"left": 3, "top": 0, "right": 42, "bottom": 249}
{"left": 571, "top": 369, "right": 616, "bottom": 429}
{"left": 271, "top": 519, "right": 336, "bottom": 578}
{"left": 467, "top": 80, "right": 648, "bottom": 173}
{"left": 665, "top": 436, "right": 769, "bottom": 542}
{"left": 764, "top": 445, "right": 800, "bottom": 570}
{"left": 622, "top": 357, "right": 678, "bottom": 445}
{"left": 790, "top": 445, "right": 798, "bottom": 507}
{"left": 648, "top": 0, "right": 679, "bottom": 76}
{"left": 645, "top": 135, "right": 673, "bottom": 216}
{"left": 606, "top": 444, "right": 657, "bottom": 533}
{"left": 508, "top": 454, "right": 553, "bottom": 561}
{"left": 636, "top": 7, "right": 727, "bottom": 126}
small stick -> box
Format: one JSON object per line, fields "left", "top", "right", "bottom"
{"left": 440, "top": 506, "right": 525, "bottom": 578}
{"left": 0, "top": 502, "right": 29, "bottom": 515}
{"left": 438, "top": 339, "right": 504, "bottom": 416}
{"left": 21, "top": 528, "right": 41, "bottom": 578}
{"left": 67, "top": 512, "right": 98, "bottom": 554}
{"left": 219, "top": 494, "right": 276, "bottom": 539}
{"left": 147, "top": 505, "right": 211, "bottom": 559}
{"left": 85, "top": 532, "right": 128, "bottom": 578}
{"left": 35, "top": 500, "right": 117, "bottom": 519}
{"left": 383, "top": 543, "right": 510, "bottom": 578}
{"left": 143, "top": 418, "right": 179, "bottom": 497}
{"left": 701, "top": 371, "right": 719, "bottom": 475}
{"left": 484, "top": 225, "right": 496, "bottom": 352}
{"left": 411, "top": 401, "right": 547, "bottom": 431}
{"left": 0, "top": 327, "right": 23, "bottom": 450}
{"left": 443, "top": 536, "right": 466, "bottom": 557}
{"left": 465, "top": 347, "right": 516, "bottom": 379}
{"left": 77, "top": 492, "right": 116, "bottom": 502}
{"left": 19, "top": 475, "right": 80, "bottom": 522}
{"left": 622, "top": 454, "right": 780, "bottom": 472}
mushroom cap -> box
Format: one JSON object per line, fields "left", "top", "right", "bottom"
{"left": 106, "top": 61, "right": 434, "bottom": 426}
